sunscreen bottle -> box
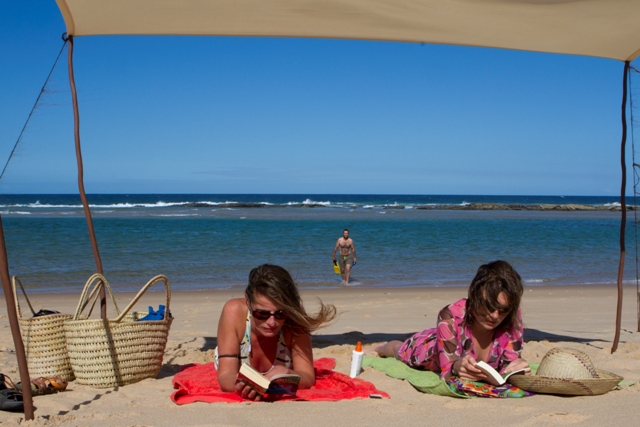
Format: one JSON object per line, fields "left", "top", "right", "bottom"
{"left": 349, "top": 341, "right": 364, "bottom": 378}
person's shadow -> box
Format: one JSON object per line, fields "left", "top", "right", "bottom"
{"left": 524, "top": 328, "right": 607, "bottom": 344}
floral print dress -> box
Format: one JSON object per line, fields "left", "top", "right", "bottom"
{"left": 397, "top": 298, "right": 524, "bottom": 379}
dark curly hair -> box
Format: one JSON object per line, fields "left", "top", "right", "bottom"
{"left": 464, "top": 260, "right": 523, "bottom": 331}
{"left": 245, "top": 264, "right": 337, "bottom": 335}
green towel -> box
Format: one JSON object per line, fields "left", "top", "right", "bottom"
{"left": 362, "top": 356, "right": 467, "bottom": 398}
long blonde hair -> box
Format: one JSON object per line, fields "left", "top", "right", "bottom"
{"left": 245, "top": 264, "right": 337, "bottom": 335}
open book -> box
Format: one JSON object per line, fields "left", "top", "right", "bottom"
{"left": 236, "top": 363, "right": 301, "bottom": 396}
{"left": 475, "top": 361, "right": 529, "bottom": 386}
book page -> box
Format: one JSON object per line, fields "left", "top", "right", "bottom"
{"left": 474, "top": 361, "right": 505, "bottom": 386}
{"left": 475, "top": 361, "right": 529, "bottom": 386}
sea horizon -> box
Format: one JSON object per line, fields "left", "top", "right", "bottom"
{"left": 0, "top": 193, "right": 633, "bottom": 212}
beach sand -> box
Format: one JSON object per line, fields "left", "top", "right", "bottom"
{"left": 1, "top": 285, "right": 639, "bottom": 426}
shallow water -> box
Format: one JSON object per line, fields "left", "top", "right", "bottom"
{"left": 0, "top": 194, "right": 636, "bottom": 292}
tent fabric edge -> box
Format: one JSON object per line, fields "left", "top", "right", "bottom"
{"left": 55, "top": 0, "right": 76, "bottom": 37}
{"left": 627, "top": 47, "right": 640, "bottom": 62}
{"left": 54, "top": 0, "right": 638, "bottom": 63}
{"left": 58, "top": 31, "right": 627, "bottom": 63}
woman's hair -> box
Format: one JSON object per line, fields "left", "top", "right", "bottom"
{"left": 245, "top": 264, "right": 337, "bottom": 335}
{"left": 464, "top": 260, "right": 523, "bottom": 331}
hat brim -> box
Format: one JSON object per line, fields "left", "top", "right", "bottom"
{"left": 509, "top": 369, "right": 623, "bottom": 396}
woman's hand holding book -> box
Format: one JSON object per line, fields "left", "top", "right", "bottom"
{"left": 454, "top": 355, "right": 487, "bottom": 381}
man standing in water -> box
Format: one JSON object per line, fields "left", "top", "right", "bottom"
{"left": 332, "top": 229, "right": 357, "bottom": 284}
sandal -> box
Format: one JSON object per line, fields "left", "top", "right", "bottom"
{"left": 0, "top": 389, "right": 23, "bottom": 412}
{"left": 0, "top": 373, "right": 17, "bottom": 391}
{"left": 14, "top": 377, "right": 65, "bottom": 395}
{"left": 48, "top": 376, "right": 68, "bottom": 391}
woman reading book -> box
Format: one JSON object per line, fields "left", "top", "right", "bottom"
{"left": 375, "top": 260, "right": 529, "bottom": 382}
{"left": 215, "top": 264, "right": 337, "bottom": 400}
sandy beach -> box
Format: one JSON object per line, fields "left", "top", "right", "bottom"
{"left": 1, "top": 284, "right": 639, "bottom": 426}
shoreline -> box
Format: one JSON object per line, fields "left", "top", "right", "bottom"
{"left": 4, "top": 280, "right": 637, "bottom": 295}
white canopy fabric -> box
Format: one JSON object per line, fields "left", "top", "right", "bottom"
{"left": 55, "top": 0, "right": 640, "bottom": 62}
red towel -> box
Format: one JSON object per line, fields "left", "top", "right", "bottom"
{"left": 171, "top": 357, "right": 389, "bottom": 404}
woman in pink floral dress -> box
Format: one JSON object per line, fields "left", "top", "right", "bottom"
{"left": 375, "top": 260, "right": 529, "bottom": 381}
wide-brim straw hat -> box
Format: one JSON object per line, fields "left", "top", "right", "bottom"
{"left": 509, "top": 347, "right": 622, "bottom": 396}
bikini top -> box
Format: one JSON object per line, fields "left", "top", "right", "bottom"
{"left": 214, "top": 310, "right": 293, "bottom": 373}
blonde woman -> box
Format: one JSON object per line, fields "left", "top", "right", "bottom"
{"left": 215, "top": 264, "right": 337, "bottom": 400}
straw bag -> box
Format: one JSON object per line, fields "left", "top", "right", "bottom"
{"left": 12, "top": 276, "right": 75, "bottom": 382}
{"left": 64, "top": 273, "right": 172, "bottom": 388}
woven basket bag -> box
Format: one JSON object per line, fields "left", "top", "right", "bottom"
{"left": 64, "top": 273, "right": 172, "bottom": 388}
{"left": 12, "top": 276, "right": 76, "bottom": 382}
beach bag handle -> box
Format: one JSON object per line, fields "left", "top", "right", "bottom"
{"left": 13, "top": 275, "right": 105, "bottom": 319}
{"left": 72, "top": 273, "right": 170, "bottom": 322}
{"left": 72, "top": 273, "right": 122, "bottom": 320}
{"left": 113, "top": 275, "right": 170, "bottom": 323}
{"left": 12, "top": 276, "right": 37, "bottom": 318}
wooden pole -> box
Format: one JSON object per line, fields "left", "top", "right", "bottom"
{"left": 67, "top": 35, "right": 107, "bottom": 319}
{"left": 612, "top": 60, "right": 630, "bottom": 353}
{"left": 0, "top": 216, "right": 34, "bottom": 419}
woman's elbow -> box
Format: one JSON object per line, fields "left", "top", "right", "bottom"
{"left": 217, "top": 374, "right": 237, "bottom": 392}
{"left": 219, "top": 382, "right": 235, "bottom": 392}
{"left": 298, "top": 374, "right": 316, "bottom": 390}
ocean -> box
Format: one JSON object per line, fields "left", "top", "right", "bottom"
{"left": 0, "top": 194, "right": 637, "bottom": 293}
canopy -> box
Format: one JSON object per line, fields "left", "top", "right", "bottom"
{"left": 55, "top": 0, "right": 640, "bottom": 62}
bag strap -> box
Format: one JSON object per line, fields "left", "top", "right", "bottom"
{"left": 11, "top": 276, "right": 36, "bottom": 318}
{"left": 82, "top": 279, "right": 110, "bottom": 318}
{"left": 73, "top": 273, "right": 121, "bottom": 320}
{"left": 114, "top": 275, "right": 170, "bottom": 323}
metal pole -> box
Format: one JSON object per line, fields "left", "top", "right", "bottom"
{"left": 0, "top": 216, "right": 34, "bottom": 419}
{"left": 612, "top": 61, "right": 630, "bottom": 353}
{"left": 67, "top": 35, "right": 107, "bottom": 319}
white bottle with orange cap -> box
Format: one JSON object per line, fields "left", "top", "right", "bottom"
{"left": 349, "top": 341, "right": 364, "bottom": 378}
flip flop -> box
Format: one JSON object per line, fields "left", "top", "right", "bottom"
{"left": 0, "top": 389, "right": 23, "bottom": 412}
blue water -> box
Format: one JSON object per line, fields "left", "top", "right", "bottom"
{"left": 0, "top": 194, "right": 636, "bottom": 292}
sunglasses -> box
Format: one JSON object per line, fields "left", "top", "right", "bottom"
{"left": 251, "top": 308, "right": 287, "bottom": 321}
{"left": 483, "top": 306, "right": 511, "bottom": 317}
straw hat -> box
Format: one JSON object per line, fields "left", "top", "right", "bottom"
{"left": 509, "top": 347, "right": 622, "bottom": 396}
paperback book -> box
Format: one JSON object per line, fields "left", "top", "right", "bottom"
{"left": 236, "top": 363, "right": 301, "bottom": 396}
{"left": 475, "top": 361, "right": 529, "bottom": 386}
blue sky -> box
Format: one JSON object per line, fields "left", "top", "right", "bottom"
{"left": 1, "top": 1, "right": 636, "bottom": 195}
